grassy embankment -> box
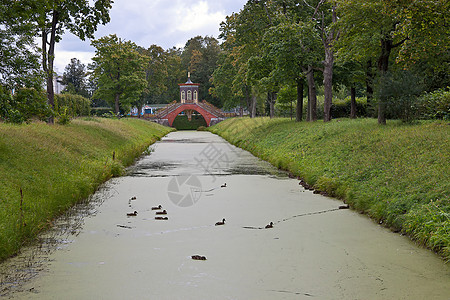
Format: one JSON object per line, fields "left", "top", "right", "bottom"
{"left": 0, "top": 117, "right": 174, "bottom": 262}
{"left": 209, "top": 117, "right": 450, "bottom": 261}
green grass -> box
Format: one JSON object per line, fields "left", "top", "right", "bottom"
{"left": 209, "top": 117, "right": 450, "bottom": 261}
{"left": 0, "top": 117, "right": 174, "bottom": 262}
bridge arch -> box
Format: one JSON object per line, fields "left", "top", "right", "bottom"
{"left": 167, "top": 104, "right": 216, "bottom": 127}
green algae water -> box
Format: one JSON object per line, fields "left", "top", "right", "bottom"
{"left": 1, "top": 131, "right": 449, "bottom": 299}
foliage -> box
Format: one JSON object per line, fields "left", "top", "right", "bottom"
{"left": 0, "top": 118, "right": 174, "bottom": 262}
{"left": 209, "top": 117, "right": 450, "bottom": 261}
{"left": 90, "top": 34, "right": 149, "bottom": 114}
{"left": 61, "top": 58, "right": 90, "bottom": 98}
{"left": 139, "top": 45, "right": 168, "bottom": 105}
{"left": 54, "top": 93, "right": 91, "bottom": 117}
{"left": 0, "top": 1, "right": 43, "bottom": 89}
{"left": 374, "top": 71, "right": 424, "bottom": 122}
{"left": 331, "top": 97, "right": 368, "bottom": 118}
{"left": 3, "top": 0, "right": 112, "bottom": 122}
{"left": 181, "top": 36, "right": 221, "bottom": 106}
{"left": 0, "top": 87, "right": 51, "bottom": 123}
{"left": 417, "top": 88, "right": 450, "bottom": 120}
{"left": 172, "top": 114, "right": 207, "bottom": 130}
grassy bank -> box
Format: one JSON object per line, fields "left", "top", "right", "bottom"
{"left": 0, "top": 117, "right": 174, "bottom": 262}
{"left": 209, "top": 117, "right": 450, "bottom": 261}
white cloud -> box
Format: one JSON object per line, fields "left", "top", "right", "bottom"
{"left": 53, "top": 0, "right": 246, "bottom": 72}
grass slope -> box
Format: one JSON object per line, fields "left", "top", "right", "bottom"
{"left": 209, "top": 117, "right": 450, "bottom": 261}
{"left": 0, "top": 117, "right": 174, "bottom": 261}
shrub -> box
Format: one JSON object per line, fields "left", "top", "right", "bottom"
{"left": 12, "top": 88, "right": 52, "bottom": 123}
{"left": 331, "top": 97, "right": 368, "bottom": 118}
{"left": 375, "top": 71, "right": 424, "bottom": 123}
{"left": 417, "top": 88, "right": 450, "bottom": 120}
{"left": 54, "top": 93, "right": 91, "bottom": 117}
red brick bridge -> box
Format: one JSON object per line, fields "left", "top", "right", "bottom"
{"left": 149, "top": 100, "right": 225, "bottom": 127}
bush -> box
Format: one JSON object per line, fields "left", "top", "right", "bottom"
{"left": 13, "top": 88, "right": 52, "bottom": 122}
{"left": 417, "top": 88, "right": 450, "bottom": 120}
{"left": 91, "top": 107, "right": 114, "bottom": 117}
{"left": 331, "top": 97, "right": 368, "bottom": 118}
{"left": 54, "top": 93, "right": 91, "bottom": 117}
{"left": 375, "top": 71, "right": 424, "bottom": 123}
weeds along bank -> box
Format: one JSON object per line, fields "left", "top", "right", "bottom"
{"left": 209, "top": 117, "right": 450, "bottom": 261}
{"left": 0, "top": 117, "right": 174, "bottom": 262}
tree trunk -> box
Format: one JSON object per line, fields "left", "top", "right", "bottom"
{"left": 296, "top": 79, "right": 303, "bottom": 122}
{"left": 322, "top": 7, "right": 337, "bottom": 122}
{"left": 114, "top": 93, "right": 120, "bottom": 115}
{"left": 350, "top": 86, "right": 356, "bottom": 119}
{"left": 306, "top": 66, "right": 317, "bottom": 122}
{"left": 244, "top": 85, "right": 253, "bottom": 118}
{"left": 250, "top": 95, "right": 257, "bottom": 118}
{"left": 323, "top": 46, "right": 333, "bottom": 122}
{"left": 366, "top": 60, "right": 374, "bottom": 115}
{"left": 268, "top": 92, "right": 276, "bottom": 118}
{"left": 44, "top": 9, "right": 59, "bottom": 124}
{"left": 377, "top": 36, "right": 393, "bottom": 125}
{"left": 138, "top": 103, "right": 143, "bottom": 118}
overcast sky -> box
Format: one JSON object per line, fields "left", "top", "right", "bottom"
{"left": 54, "top": 0, "right": 247, "bottom": 74}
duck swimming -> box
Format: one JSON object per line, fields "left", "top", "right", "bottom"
{"left": 191, "top": 255, "right": 207, "bottom": 260}
{"left": 215, "top": 218, "right": 226, "bottom": 226}
{"left": 265, "top": 222, "right": 273, "bottom": 229}
{"left": 221, "top": 183, "right": 227, "bottom": 188}
{"left": 156, "top": 210, "right": 167, "bottom": 215}
{"left": 155, "top": 216, "right": 168, "bottom": 220}
{"left": 152, "top": 205, "right": 162, "bottom": 210}
{"left": 127, "top": 211, "right": 138, "bottom": 216}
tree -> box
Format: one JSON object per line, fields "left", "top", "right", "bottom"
{"left": 90, "top": 34, "right": 148, "bottom": 115}
{"left": 261, "top": 21, "right": 322, "bottom": 121}
{"left": 0, "top": 1, "right": 42, "bottom": 89}
{"left": 61, "top": 58, "right": 89, "bottom": 98}
{"left": 334, "top": 0, "right": 449, "bottom": 124}
{"left": 6, "top": 0, "right": 112, "bottom": 123}
{"left": 181, "top": 36, "right": 221, "bottom": 106}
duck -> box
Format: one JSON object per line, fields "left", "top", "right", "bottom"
{"left": 155, "top": 216, "right": 168, "bottom": 220}
{"left": 191, "top": 255, "right": 207, "bottom": 260}
{"left": 339, "top": 204, "right": 350, "bottom": 209}
{"left": 265, "top": 222, "right": 274, "bottom": 229}
{"left": 151, "top": 205, "right": 162, "bottom": 210}
{"left": 156, "top": 210, "right": 167, "bottom": 215}
{"left": 127, "top": 211, "right": 138, "bottom": 216}
{"left": 215, "top": 218, "right": 226, "bottom": 226}
{"left": 130, "top": 196, "right": 136, "bottom": 200}
{"left": 221, "top": 183, "right": 227, "bottom": 188}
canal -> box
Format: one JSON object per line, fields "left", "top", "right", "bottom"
{"left": 1, "top": 131, "right": 449, "bottom": 299}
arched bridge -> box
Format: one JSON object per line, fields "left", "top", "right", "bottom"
{"left": 149, "top": 101, "right": 226, "bottom": 127}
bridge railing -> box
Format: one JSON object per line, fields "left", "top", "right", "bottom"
{"left": 198, "top": 101, "right": 225, "bottom": 118}
{"left": 153, "top": 101, "right": 180, "bottom": 119}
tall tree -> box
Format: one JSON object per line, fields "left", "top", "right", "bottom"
{"left": 181, "top": 36, "right": 221, "bottom": 106}
{"left": 334, "top": 0, "right": 449, "bottom": 124}
{"left": 61, "top": 58, "right": 89, "bottom": 98}
{"left": 261, "top": 21, "right": 322, "bottom": 121}
{"left": 0, "top": 0, "right": 42, "bottom": 89}
{"left": 90, "top": 35, "right": 148, "bottom": 115}
{"left": 8, "top": 0, "right": 112, "bottom": 123}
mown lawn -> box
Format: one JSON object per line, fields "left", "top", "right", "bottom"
{"left": 209, "top": 117, "right": 450, "bottom": 261}
{"left": 0, "top": 117, "right": 174, "bottom": 261}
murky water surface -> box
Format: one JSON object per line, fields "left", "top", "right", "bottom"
{"left": 1, "top": 131, "right": 449, "bottom": 299}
